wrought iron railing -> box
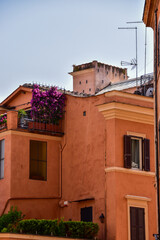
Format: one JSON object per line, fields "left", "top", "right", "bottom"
{"left": 18, "top": 115, "right": 64, "bottom": 135}
{"left": 0, "top": 122, "right": 7, "bottom": 131}
{"left": 0, "top": 113, "right": 7, "bottom": 131}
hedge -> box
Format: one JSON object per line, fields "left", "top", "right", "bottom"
{"left": 0, "top": 207, "right": 99, "bottom": 239}
{"left": 16, "top": 219, "right": 99, "bottom": 239}
{"left": 0, "top": 207, "right": 24, "bottom": 233}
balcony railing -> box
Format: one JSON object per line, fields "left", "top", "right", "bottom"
{"left": 0, "top": 113, "right": 7, "bottom": 131}
{"left": 18, "top": 116, "right": 64, "bottom": 135}
{"left": 0, "top": 122, "right": 7, "bottom": 131}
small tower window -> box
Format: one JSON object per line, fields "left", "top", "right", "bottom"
{"left": 82, "top": 90, "right": 84, "bottom": 93}
{"left": 86, "top": 80, "right": 88, "bottom": 84}
{"left": 83, "top": 111, "right": 86, "bottom": 116}
{"left": 79, "top": 81, "right": 81, "bottom": 85}
{"left": 102, "top": 80, "right": 104, "bottom": 83}
{"left": 89, "top": 88, "right": 91, "bottom": 92}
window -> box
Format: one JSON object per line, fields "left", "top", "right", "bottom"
{"left": 30, "top": 140, "right": 47, "bottom": 181}
{"left": 83, "top": 111, "right": 86, "bottom": 116}
{"left": 81, "top": 207, "right": 92, "bottom": 222}
{"left": 102, "top": 80, "right": 104, "bottom": 83}
{"left": 124, "top": 135, "right": 150, "bottom": 171}
{"left": 130, "top": 207, "right": 145, "bottom": 240}
{"left": 86, "top": 80, "right": 88, "bottom": 84}
{"left": 79, "top": 81, "right": 81, "bottom": 85}
{"left": 0, "top": 139, "right": 5, "bottom": 179}
{"left": 89, "top": 88, "right": 91, "bottom": 92}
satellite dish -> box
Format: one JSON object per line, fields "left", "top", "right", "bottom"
{"left": 145, "top": 87, "right": 153, "bottom": 97}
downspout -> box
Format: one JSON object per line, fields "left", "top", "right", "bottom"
{"left": 59, "top": 100, "right": 67, "bottom": 199}
{"left": 104, "top": 128, "right": 107, "bottom": 240}
{"left": 154, "top": 9, "right": 160, "bottom": 236}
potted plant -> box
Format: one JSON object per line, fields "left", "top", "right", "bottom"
{"left": 18, "top": 109, "right": 27, "bottom": 128}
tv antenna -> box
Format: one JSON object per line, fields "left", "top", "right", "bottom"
{"left": 121, "top": 58, "right": 137, "bottom": 70}
{"left": 118, "top": 27, "right": 138, "bottom": 81}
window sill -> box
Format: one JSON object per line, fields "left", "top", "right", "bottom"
{"left": 105, "top": 167, "right": 155, "bottom": 177}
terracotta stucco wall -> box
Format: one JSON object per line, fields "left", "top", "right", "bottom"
{"left": 60, "top": 94, "right": 106, "bottom": 239}
{"left": 0, "top": 131, "right": 62, "bottom": 219}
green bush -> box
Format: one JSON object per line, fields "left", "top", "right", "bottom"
{"left": 0, "top": 206, "right": 24, "bottom": 233}
{"left": 16, "top": 219, "right": 99, "bottom": 239}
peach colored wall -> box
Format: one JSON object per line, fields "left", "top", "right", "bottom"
{"left": 73, "top": 70, "right": 96, "bottom": 94}
{"left": 60, "top": 94, "right": 106, "bottom": 239}
{"left": 106, "top": 172, "right": 156, "bottom": 240}
{"left": 0, "top": 134, "right": 11, "bottom": 216}
{"left": 105, "top": 118, "right": 154, "bottom": 170}
{"left": 4, "top": 90, "right": 32, "bottom": 110}
{"left": 0, "top": 131, "right": 62, "bottom": 219}
{"left": 105, "top": 117, "right": 156, "bottom": 239}
{"left": 0, "top": 88, "right": 156, "bottom": 240}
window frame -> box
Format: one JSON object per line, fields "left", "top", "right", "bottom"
{"left": 29, "top": 140, "right": 47, "bottom": 181}
{"left": 124, "top": 132, "right": 150, "bottom": 171}
{"left": 80, "top": 206, "right": 93, "bottom": 222}
{"left": 125, "top": 195, "right": 150, "bottom": 240}
{"left": 131, "top": 136, "right": 142, "bottom": 170}
{"left": 0, "top": 139, "right": 5, "bottom": 180}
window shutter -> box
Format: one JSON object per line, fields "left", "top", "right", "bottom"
{"left": 124, "top": 135, "right": 131, "bottom": 168}
{"left": 130, "top": 207, "right": 145, "bottom": 240}
{"left": 143, "top": 138, "right": 150, "bottom": 171}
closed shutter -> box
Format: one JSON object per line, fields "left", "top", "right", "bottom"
{"left": 130, "top": 207, "right": 145, "bottom": 240}
{"left": 81, "top": 207, "right": 92, "bottom": 222}
{"left": 124, "top": 135, "right": 131, "bottom": 168}
{"left": 143, "top": 138, "right": 150, "bottom": 171}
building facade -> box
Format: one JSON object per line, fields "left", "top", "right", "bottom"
{"left": 0, "top": 62, "right": 157, "bottom": 240}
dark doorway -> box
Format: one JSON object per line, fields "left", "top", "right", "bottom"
{"left": 130, "top": 207, "right": 145, "bottom": 240}
{"left": 81, "top": 207, "right": 93, "bottom": 222}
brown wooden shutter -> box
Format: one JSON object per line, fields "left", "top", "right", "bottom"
{"left": 143, "top": 138, "right": 150, "bottom": 171}
{"left": 124, "top": 135, "right": 131, "bottom": 168}
{"left": 130, "top": 207, "right": 145, "bottom": 240}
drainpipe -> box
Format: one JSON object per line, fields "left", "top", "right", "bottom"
{"left": 154, "top": 9, "right": 160, "bottom": 236}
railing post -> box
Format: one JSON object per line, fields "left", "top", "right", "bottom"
{"left": 7, "top": 111, "right": 18, "bottom": 130}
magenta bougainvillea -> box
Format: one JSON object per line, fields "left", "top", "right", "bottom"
{"left": 0, "top": 114, "right": 7, "bottom": 125}
{"left": 31, "top": 85, "right": 65, "bottom": 123}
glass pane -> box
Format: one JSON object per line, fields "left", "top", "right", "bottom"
{"left": 131, "top": 139, "right": 140, "bottom": 168}
{"left": 0, "top": 159, "right": 4, "bottom": 179}
{"left": 38, "top": 161, "right": 47, "bottom": 180}
{"left": 30, "top": 141, "right": 38, "bottom": 160}
{"left": 1, "top": 140, "right": 5, "bottom": 159}
{"left": 30, "top": 160, "right": 38, "bottom": 179}
{"left": 30, "top": 140, "right": 47, "bottom": 181}
{"left": 39, "top": 142, "right": 47, "bottom": 161}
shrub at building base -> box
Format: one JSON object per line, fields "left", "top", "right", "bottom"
{"left": 0, "top": 207, "right": 24, "bottom": 233}
{"left": 16, "top": 219, "right": 99, "bottom": 239}
{"left": 0, "top": 208, "right": 99, "bottom": 239}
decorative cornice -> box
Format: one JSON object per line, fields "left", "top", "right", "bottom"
{"left": 125, "top": 195, "right": 151, "bottom": 202}
{"left": 69, "top": 68, "right": 95, "bottom": 76}
{"left": 0, "top": 130, "right": 62, "bottom": 141}
{"left": 105, "top": 90, "right": 153, "bottom": 103}
{"left": 98, "top": 102, "right": 154, "bottom": 125}
{"left": 105, "top": 167, "right": 155, "bottom": 177}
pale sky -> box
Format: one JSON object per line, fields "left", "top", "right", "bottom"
{"left": 0, "top": 0, "right": 153, "bottom": 102}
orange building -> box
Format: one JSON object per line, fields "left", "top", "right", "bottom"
{"left": 0, "top": 61, "right": 156, "bottom": 240}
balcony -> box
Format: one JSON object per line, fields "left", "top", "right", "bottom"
{"left": 0, "top": 111, "right": 64, "bottom": 136}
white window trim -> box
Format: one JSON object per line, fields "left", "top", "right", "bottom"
{"left": 125, "top": 195, "right": 150, "bottom": 240}
{"left": 131, "top": 136, "right": 142, "bottom": 170}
